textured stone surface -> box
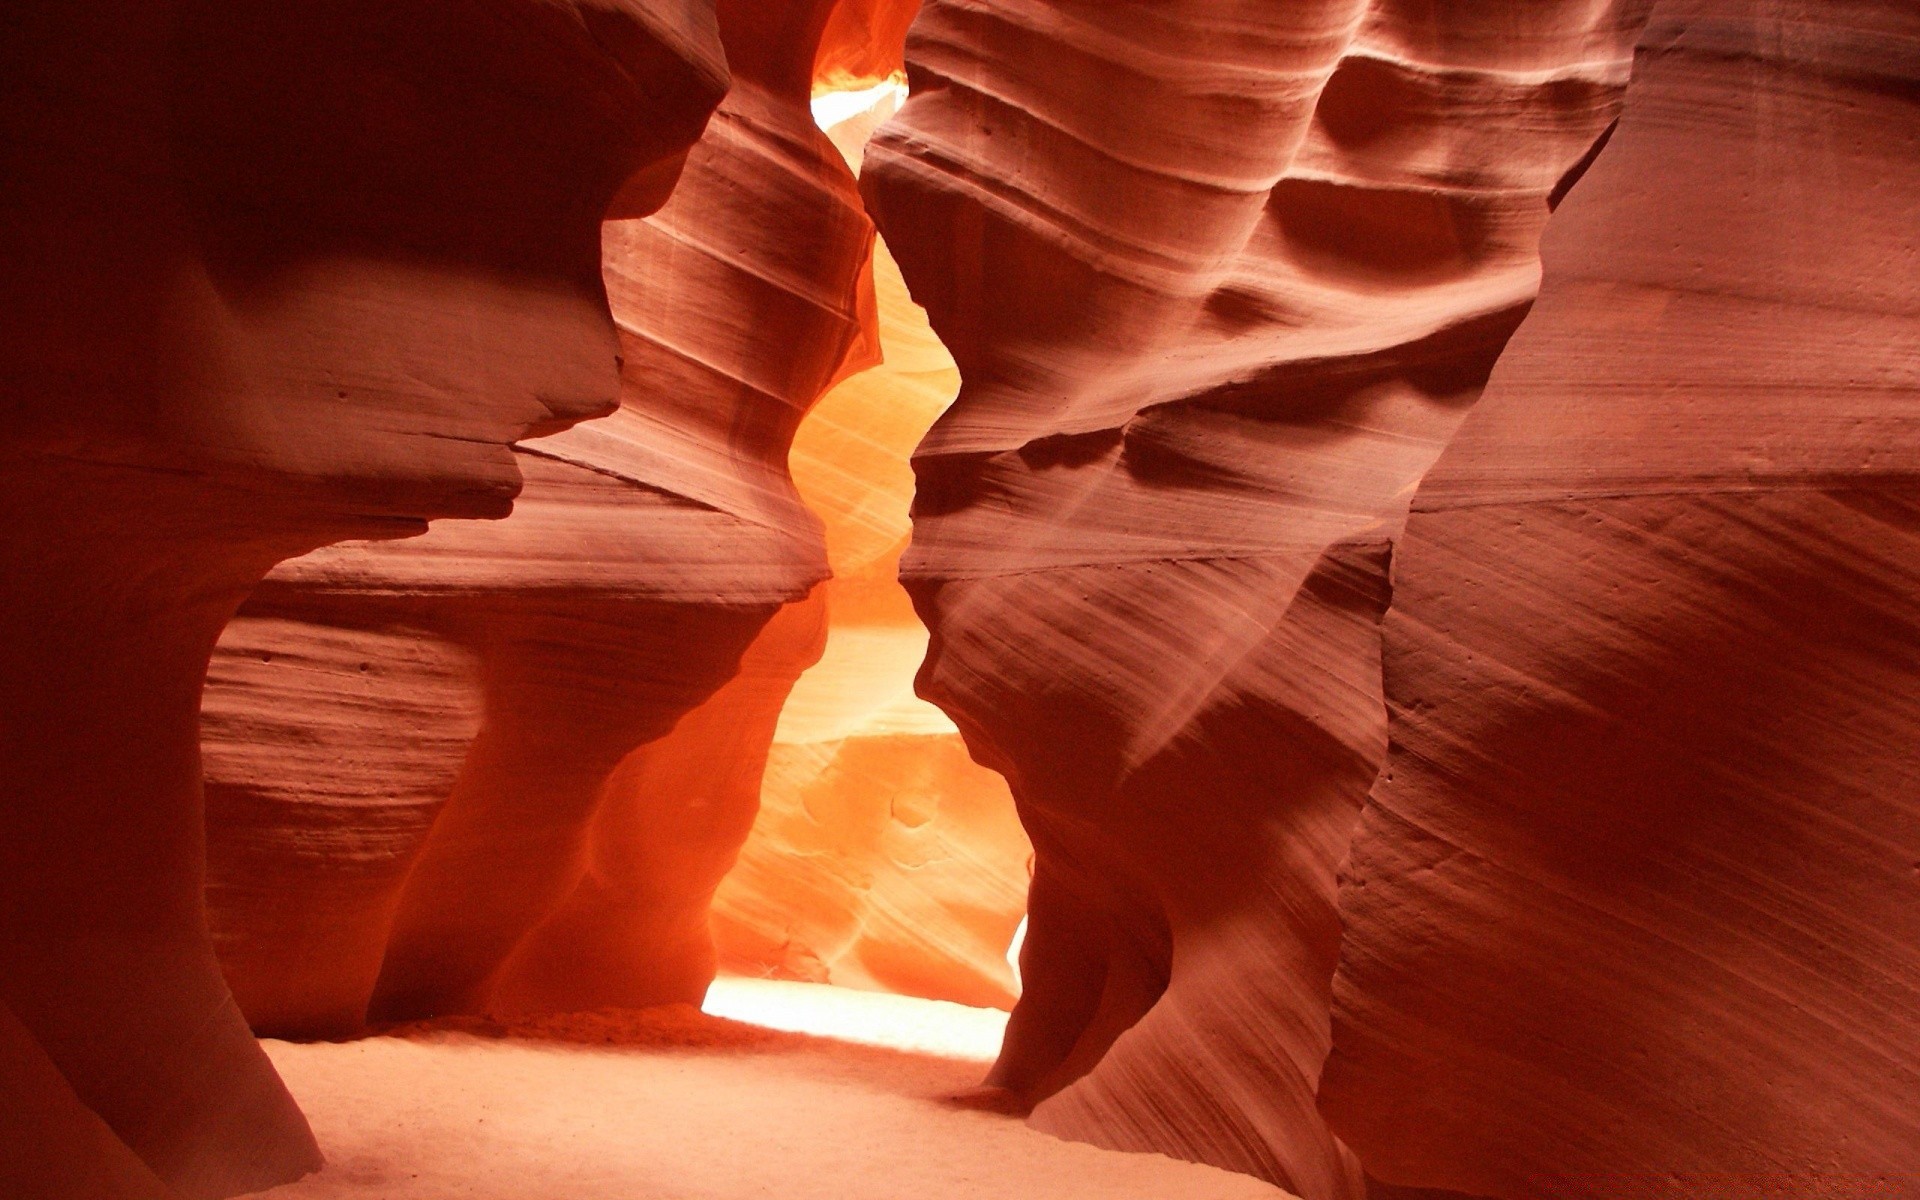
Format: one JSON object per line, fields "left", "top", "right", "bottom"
{"left": 862, "top": 1, "right": 1649, "bottom": 1195}
{"left": 1321, "top": 3, "right": 1920, "bottom": 1196}
{"left": 706, "top": 237, "right": 1031, "bottom": 1010}
{"left": 200, "top": 0, "right": 878, "bottom": 1037}
{"left": 12, "top": 1, "right": 1909, "bottom": 1195}
{"left": 814, "top": 0, "right": 920, "bottom": 91}
{"left": 0, "top": 3, "right": 725, "bottom": 1195}
{"left": 203, "top": 616, "right": 483, "bottom": 1039}
{"left": 484, "top": 595, "right": 832, "bottom": 1017}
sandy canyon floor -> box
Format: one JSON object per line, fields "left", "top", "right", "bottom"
{"left": 244, "top": 979, "right": 1290, "bottom": 1200}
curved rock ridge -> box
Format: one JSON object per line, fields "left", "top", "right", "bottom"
{"left": 499, "top": 99, "right": 1031, "bottom": 1018}
{"left": 815, "top": 0, "right": 923, "bottom": 92}
{"left": 1, "top": 3, "right": 726, "bottom": 1196}
{"left": 862, "top": 1, "right": 1650, "bottom": 1195}
{"left": 1321, "top": 2, "right": 1920, "bottom": 1196}
{"left": 706, "top": 236, "right": 1032, "bottom": 1011}
{"left": 201, "top": 0, "right": 881, "bottom": 1039}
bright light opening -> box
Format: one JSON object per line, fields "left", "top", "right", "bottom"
{"left": 702, "top": 977, "right": 1008, "bottom": 1061}
{"left": 810, "top": 75, "right": 909, "bottom": 136}
{"left": 695, "top": 81, "right": 1031, "bottom": 1036}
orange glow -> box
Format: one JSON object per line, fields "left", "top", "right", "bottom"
{"left": 705, "top": 89, "right": 1031, "bottom": 1012}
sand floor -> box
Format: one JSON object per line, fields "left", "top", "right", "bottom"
{"left": 245, "top": 981, "right": 1291, "bottom": 1200}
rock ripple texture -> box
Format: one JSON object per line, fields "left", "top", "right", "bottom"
{"left": 201, "top": 0, "right": 882, "bottom": 1039}
{"left": 862, "top": 1, "right": 1651, "bottom": 1197}
{"left": 1321, "top": 2, "right": 1920, "bottom": 1197}
{"left": 707, "top": 238, "right": 1032, "bottom": 1010}
{"left": 2, "top": 3, "right": 727, "bottom": 1195}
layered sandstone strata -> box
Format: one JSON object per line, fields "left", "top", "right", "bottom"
{"left": 1321, "top": 3, "right": 1920, "bottom": 1196}
{"left": 863, "top": 1, "right": 1650, "bottom": 1195}
{"left": 815, "top": 0, "right": 922, "bottom": 92}
{"left": 707, "top": 239, "right": 1031, "bottom": 1010}
{"left": 201, "top": 0, "right": 880, "bottom": 1035}
{"left": 492, "top": 15, "right": 1032, "bottom": 1024}
{"left": 0, "top": 3, "right": 726, "bottom": 1195}
{"left": 497, "top": 103, "right": 1032, "bottom": 1018}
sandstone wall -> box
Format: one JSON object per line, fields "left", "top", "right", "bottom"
{"left": 201, "top": 0, "right": 879, "bottom": 1036}
{"left": 707, "top": 238, "right": 1031, "bottom": 1010}
{"left": 0, "top": 2, "right": 727, "bottom": 1195}
{"left": 862, "top": 1, "right": 1650, "bottom": 1195}
{"left": 1321, "top": 3, "right": 1920, "bottom": 1196}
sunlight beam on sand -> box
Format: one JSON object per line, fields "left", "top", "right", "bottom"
{"left": 701, "top": 976, "right": 1009, "bottom": 1061}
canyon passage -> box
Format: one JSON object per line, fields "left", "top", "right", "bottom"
{"left": 2, "top": 2, "right": 1916, "bottom": 1199}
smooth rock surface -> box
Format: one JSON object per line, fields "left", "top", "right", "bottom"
{"left": 201, "top": 0, "right": 878, "bottom": 1036}
{"left": 862, "top": 1, "right": 1649, "bottom": 1195}
{"left": 1321, "top": 3, "right": 1920, "bottom": 1196}
{"left": 707, "top": 237, "right": 1032, "bottom": 1011}
{"left": 1, "top": 3, "right": 726, "bottom": 1194}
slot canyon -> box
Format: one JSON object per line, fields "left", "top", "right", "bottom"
{"left": 1, "top": 2, "right": 1915, "bottom": 1199}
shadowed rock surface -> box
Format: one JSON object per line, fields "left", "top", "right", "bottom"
{"left": 1, "top": 2, "right": 726, "bottom": 1195}
{"left": 1321, "top": 2, "right": 1920, "bottom": 1195}
{"left": 861, "top": 1, "right": 1650, "bottom": 1195}
{"left": 201, "top": 0, "right": 880, "bottom": 1037}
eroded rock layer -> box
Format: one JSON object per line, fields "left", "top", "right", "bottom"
{"left": 1321, "top": 3, "right": 1920, "bottom": 1196}
{"left": 2, "top": 3, "right": 726, "bottom": 1195}
{"left": 863, "top": 1, "right": 1649, "bottom": 1195}
{"left": 707, "top": 239, "right": 1030, "bottom": 1009}
{"left": 815, "top": 0, "right": 922, "bottom": 91}
{"left": 201, "top": 0, "right": 878, "bottom": 1037}
{"left": 486, "top": 595, "right": 832, "bottom": 1015}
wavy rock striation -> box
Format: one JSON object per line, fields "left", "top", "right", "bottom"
{"left": 707, "top": 237, "right": 1031, "bottom": 1011}
{"left": 201, "top": 0, "right": 879, "bottom": 1035}
{"left": 863, "top": 1, "right": 1649, "bottom": 1195}
{"left": 1, "top": 2, "right": 726, "bottom": 1195}
{"left": 495, "top": 23, "right": 1034, "bottom": 1022}
{"left": 815, "top": 0, "right": 923, "bottom": 91}
{"left": 1321, "top": 3, "right": 1920, "bottom": 1196}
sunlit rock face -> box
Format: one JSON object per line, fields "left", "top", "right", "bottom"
{"left": 1320, "top": 2, "right": 1920, "bottom": 1196}
{"left": 708, "top": 237, "right": 1032, "bottom": 1012}
{"left": 1, "top": 3, "right": 725, "bottom": 1196}
{"left": 201, "top": 0, "right": 875, "bottom": 1036}
{"left": 863, "top": 1, "right": 1650, "bottom": 1195}
{"left": 494, "top": 47, "right": 1033, "bottom": 1020}
{"left": 501, "top": 71, "right": 1033, "bottom": 1017}
{"left": 814, "top": 0, "right": 924, "bottom": 92}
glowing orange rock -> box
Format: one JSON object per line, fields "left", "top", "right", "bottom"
{"left": 199, "top": 0, "right": 880, "bottom": 1039}
{"left": 718, "top": 731, "right": 1030, "bottom": 1009}
{"left": 507, "top": 221, "right": 1033, "bottom": 1015}
{"left": 487, "top": 596, "right": 833, "bottom": 1016}
{"left": 814, "top": 0, "right": 921, "bottom": 92}
{"left": 706, "top": 236, "right": 1031, "bottom": 1011}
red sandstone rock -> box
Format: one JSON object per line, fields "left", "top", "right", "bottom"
{"left": 1, "top": 3, "right": 725, "bottom": 1195}
{"left": 200, "top": 0, "right": 879, "bottom": 1032}
{"left": 703, "top": 237, "right": 1031, "bottom": 1010}
{"left": 486, "top": 594, "right": 831, "bottom": 1015}
{"left": 863, "top": 2, "right": 1647, "bottom": 1194}
{"left": 0, "top": 1001, "right": 175, "bottom": 1200}
{"left": 1320, "top": 3, "right": 1920, "bottom": 1196}
{"left": 814, "top": 0, "right": 920, "bottom": 92}
{"left": 202, "top": 617, "right": 485, "bottom": 1038}
{"left": 495, "top": 128, "right": 1032, "bottom": 1019}
{"left": 715, "top": 730, "right": 1029, "bottom": 1008}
